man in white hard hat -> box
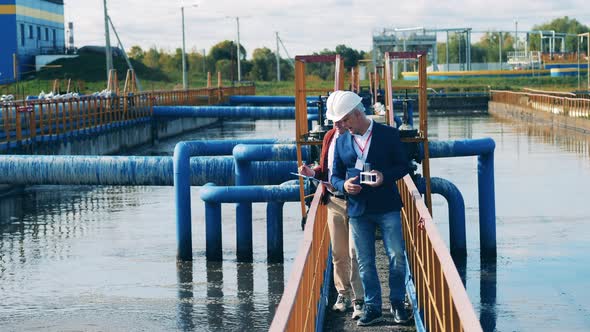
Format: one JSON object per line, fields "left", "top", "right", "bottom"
{"left": 329, "top": 90, "right": 411, "bottom": 327}
{"left": 298, "top": 90, "right": 364, "bottom": 320}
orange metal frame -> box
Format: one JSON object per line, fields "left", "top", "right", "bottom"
{"left": 294, "top": 54, "right": 345, "bottom": 218}
{"left": 383, "top": 51, "right": 433, "bottom": 214}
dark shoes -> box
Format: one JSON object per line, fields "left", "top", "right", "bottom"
{"left": 390, "top": 301, "right": 413, "bottom": 324}
{"left": 357, "top": 305, "right": 384, "bottom": 326}
{"left": 332, "top": 294, "right": 352, "bottom": 312}
{"left": 351, "top": 300, "right": 364, "bottom": 320}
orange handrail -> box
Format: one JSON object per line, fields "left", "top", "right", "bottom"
{"left": 272, "top": 175, "right": 483, "bottom": 331}
{"left": 269, "top": 184, "right": 329, "bottom": 331}
{"left": 398, "top": 175, "right": 482, "bottom": 331}
{"left": 0, "top": 85, "right": 256, "bottom": 146}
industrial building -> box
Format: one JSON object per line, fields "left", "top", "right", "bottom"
{"left": 0, "top": 0, "right": 66, "bottom": 84}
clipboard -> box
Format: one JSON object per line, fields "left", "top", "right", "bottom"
{"left": 290, "top": 172, "right": 322, "bottom": 184}
{"left": 290, "top": 172, "right": 342, "bottom": 195}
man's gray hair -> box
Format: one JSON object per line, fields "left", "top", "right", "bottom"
{"left": 352, "top": 102, "right": 366, "bottom": 115}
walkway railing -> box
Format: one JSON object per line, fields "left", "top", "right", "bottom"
{"left": 269, "top": 184, "right": 330, "bottom": 331}
{"left": 398, "top": 174, "right": 481, "bottom": 331}
{"left": 271, "top": 175, "right": 482, "bottom": 331}
{"left": 491, "top": 90, "right": 590, "bottom": 118}
{"left": 0, "top": 85, "right": 256, "bottom": 146}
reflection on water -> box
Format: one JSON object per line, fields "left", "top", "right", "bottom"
{"left": 479, "top": 259, "right": 497, "bottom": 332}
{"left": 0, "top": 120, "right": 300, "bottom": 331}
{"left": 431, "top": 114, "right": 590, "bottom": 332}
{"left": 177, "top": 261, "right": 195, "bottom": 331}
{"left": 205, "top": 261, "right": 224, "bottom": 330}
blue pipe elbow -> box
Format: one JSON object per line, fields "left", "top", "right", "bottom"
{"left": 417, "top": 176, "right": 466, "bottom": 256}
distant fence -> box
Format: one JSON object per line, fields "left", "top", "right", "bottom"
{"left": 491, "top": 90, "right": 590, "bottom": 118}
{"left": 0, "top": 85, "right": 255, "bottom": 146}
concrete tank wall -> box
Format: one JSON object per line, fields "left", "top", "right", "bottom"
{"left": 4, "top": 117, "right": 218, "bottom": 155}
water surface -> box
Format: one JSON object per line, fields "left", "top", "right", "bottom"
{"left": 1, "top": 115, "right": 590, "bottom": 331}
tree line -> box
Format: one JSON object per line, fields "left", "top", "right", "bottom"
{"left": 126, "top": 16, "right": 588, "bottom": 82}
{"left": 127, "top": 41, "right": 365, "bottom": 82}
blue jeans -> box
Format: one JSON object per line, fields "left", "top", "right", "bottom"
{"left": 349, "top": 210, "right": 406, "bottom": 310}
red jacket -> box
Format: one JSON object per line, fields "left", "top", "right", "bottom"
{"left": 313, "top": 128, "right": 337, "bottom": 182}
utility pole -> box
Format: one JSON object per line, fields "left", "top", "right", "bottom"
{"left": 514, "top": 20, "right": 518, "bottom": 51}
{"left": 499, "top": 32, "right": 502, "bottom": 70}
{"left": 576, "top": 35, "right": 590, "bottom": 90}
{"left": 202, "top": 48, "right": 206, "bottom": 73}
{"left": 236, "top": 17, "right": 241, "bottom": 82}
{"left": 181, "top": 6, "right": 187, "bottom": 89}
{"left": 276, "top": 32, "right": 280, "bottom": 81}
{"left": 181, "top": 3, "right": 197, "bottom": 89}
{"left": 103, "top": 0, "right": 113, "bottom": 82}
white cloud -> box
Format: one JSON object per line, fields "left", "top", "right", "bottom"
{"left": 64, "top": 0, "right": 589, "bottom": 57}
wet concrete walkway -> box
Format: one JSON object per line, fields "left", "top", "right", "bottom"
{"left": 323, "top": 238, "right": 416, "bottom": 331}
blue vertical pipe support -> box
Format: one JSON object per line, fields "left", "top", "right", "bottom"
{"left": 233, "top": 144, "right": 309, "bottom": 262}
{"left": 234, "top": 145, "right": 254, "bottom": 262}
{"left": 266, "top": 201, "right": 284, "bottom": 263}
{"left": 174, "top": 142, "right": 193, "bottom": 261}
{"left": 417, "top": 176, "right": 466, "bottom": 256}
{"left": 172, "top": 138, "right": 288, "bottom": 262}
{"left": 420, "top": 138, "right": 496, "bottom": 258}
{"left": 199, "top": 184, "right": 301, "bottom": 263}
{"left": 203, "top": 183, "right": 223, "bottom": 261}
{"left": 478, "top": 150, "right": 496, "bottom": 258}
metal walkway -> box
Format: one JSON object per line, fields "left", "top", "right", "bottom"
{"left": 323, "top": 238, "right": 417, "bottom": 331}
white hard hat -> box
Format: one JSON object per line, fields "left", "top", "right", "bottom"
{"left": 326, "top": 90, "right": 362, "bottom": 122}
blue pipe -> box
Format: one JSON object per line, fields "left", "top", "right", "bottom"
{"left": 203, "top": 183, "right": 223, "bottom": 261}
{"left": 175, "top": 139, "right": 291, "bottom": 156}
{"left": 478, "top": 150, "right": 496, "bottom": 258}
{"left": 232, "top": 144, "right": 310, "bottom": 262}
{"left": 267, "top": 202, "right": 284, "bottom": 263}
{"left": 233, "top": 144, "right": 309, "bottom": 163}
{"left": 174, "top": 143, "right": 193, "bottom": 261}
{"left": 422, "top": 138, "right": 495, "bottom": 159}
{"left": 416, "top": 177, "right": 466, "bottom": 256}
{"left": 0, "top": 155, "right": 295, "bottom": 186}
{"left": 153, "top": 106, "right": 318, "bottom": 119}
{"left": 419, "top": 138, "right": 496, "bottom": 257}
{"left": 200, "top": 184, "right": 301, "bottom": 202}
{"left": 172, "top": 139, "right": 297, "bottom": 261}
{"left": 200, "top": 184, "right": 301, "bottom": 262}
{"left": 229, "top": 95, "right": 319, "bottom": 105}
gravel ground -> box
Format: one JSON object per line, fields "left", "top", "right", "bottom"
{"left": 323, "top": 238, "right": 416, "bottom": 331}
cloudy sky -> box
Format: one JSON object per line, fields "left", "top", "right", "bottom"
{"left": 64, "top": 0, "right": 588, "bottom": 58}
